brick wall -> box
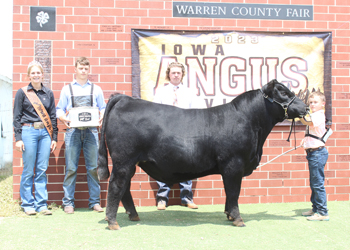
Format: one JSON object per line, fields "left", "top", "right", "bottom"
{"left": 13, "top": 0, "right": 350, "bottom": 208}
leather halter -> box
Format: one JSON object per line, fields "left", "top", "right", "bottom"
{"left": 260, "top": 89, "right": 296, "bottom": 119}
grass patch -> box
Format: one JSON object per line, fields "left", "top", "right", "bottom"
{"left": 0, "top": 200, "right": 349, "bottom": 249}
{"left": 0, "top": 167, "right": 24, "bottom": 217}
{"left": 1, "top": 168, "right": 349, "bottom": 249}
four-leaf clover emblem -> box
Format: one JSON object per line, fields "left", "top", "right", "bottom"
{"left": 36, "top": 11, "right": 50, "bottom": 27}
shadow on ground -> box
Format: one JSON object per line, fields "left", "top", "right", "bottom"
{"left": 95, "top": 207, "right": 297, "bottom": 228}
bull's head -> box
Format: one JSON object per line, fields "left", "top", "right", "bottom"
{"left": 261, "top": 79, "right": 309, "bottom": 122}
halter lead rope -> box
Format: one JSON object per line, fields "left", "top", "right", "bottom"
{"left": 257, "top": 144, "right": 302, "bottom": 168}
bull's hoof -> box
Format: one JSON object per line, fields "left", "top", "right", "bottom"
{"left": 226, "top": 214, "right": 234, "bottom": 221}
{"left": 129, "top": 215, "right": 140, "bottom": 221}
{"left": 232, "top": 219, "right": 246, "bottom": 227}
{"left": 225, "top": 211, "right": 234, "bottom": 221}
{"left": 108, "top": 223, "right": 121, "bottom": 230}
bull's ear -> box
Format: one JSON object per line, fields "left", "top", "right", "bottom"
{"left": 261, "top": 79, "right": 277, "bottom": 97}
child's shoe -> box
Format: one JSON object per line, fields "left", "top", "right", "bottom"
{"left": 302, "top": 209, "right": 315, "bottom": 216}
{"left": 307, "top": 213, "right": 329, "bottom": 221}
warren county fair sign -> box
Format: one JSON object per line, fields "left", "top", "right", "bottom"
{"left": 173, "top": 2, "right": 313, "bottom": 20}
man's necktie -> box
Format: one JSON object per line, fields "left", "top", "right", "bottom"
{"left": 173, "top": 86, "right": 179, "bottom": 106}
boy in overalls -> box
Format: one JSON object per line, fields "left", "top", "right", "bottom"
{"left": 56, "top": 57, "right": 106, "bottom": 214}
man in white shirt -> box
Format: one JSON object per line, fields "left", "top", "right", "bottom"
{"left": 153, "top": 62, "right": 198, "bottom": 210}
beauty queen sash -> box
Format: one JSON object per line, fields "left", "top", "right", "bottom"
{"left": 21, "top": 86, "right": 53, "bottom": 139}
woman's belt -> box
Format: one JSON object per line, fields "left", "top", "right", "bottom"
{"left": 22, "top": 122, "right": 45, "bottom": 129}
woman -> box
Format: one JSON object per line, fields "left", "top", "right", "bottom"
{"left": 13, "top": 61, "right": 58, "bottom": 215}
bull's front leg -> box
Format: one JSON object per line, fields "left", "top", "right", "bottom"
{"left": 222, "top": 173, "right": 245, "bottom": 227}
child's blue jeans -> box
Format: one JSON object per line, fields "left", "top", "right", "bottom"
{"left": 306, "top": 147, "right": 329, "bottom": 216}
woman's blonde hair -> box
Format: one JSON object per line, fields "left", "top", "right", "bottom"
{"left": 27, "top": 61, "right": 44, "bottom": 75}
{"left": 165, "top": 62, "right": 186, "bottom": 81}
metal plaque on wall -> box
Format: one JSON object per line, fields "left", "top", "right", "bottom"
{"left": 30, "top": 6, "right": 56, "bottom": 32}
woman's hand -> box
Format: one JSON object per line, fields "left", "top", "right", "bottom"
{"left": 50, "top": 141, "right": 57, "bottom": 153}
{"left": 15, "top": 140, "right": 25, "bottom": 152}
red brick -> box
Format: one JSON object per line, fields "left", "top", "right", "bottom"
{"left": 213, "top": 197, "right": 226, "bottom": 205}
{"left": 261, "top": 180, "right": 283, "bottom": 187}
{"left": 66, "top": 33, "right": 90, "bottom": 41}
{"left": 13, "top": 5, "right": 21, "bottom": 14}
{"left": 328, "top": 178, "right": 349, "bottom": 186}
{"left": 284, "top": 179, "right": 306, "bottom": 187}
{"left": 268, "top": 187, "right": 290, "bottom": 195}
{"left": 165, "top": 18, "right": 188, "bottom": 26}
{"left": 57, "top": 24, "right": 74, "bottom": 32}
{"left": 269, "top": 171, "right": 290, "bottom": 179}
{"left": 245, "top": 188, "right": 267, "bottom": 196}
{"left": 57, "top": 7, "right": 73, "bottom": 15}
{"left": 38, "top": 0, "right": 63, "bottom": 6}
{"left": 13, "top": 31, "right": 38, "bottom": 40}
{"left": 315, "top": 13, "right": 336, "bottom": 21}
{"left": 330, "top": 6, "right": 350, "bottom": 13}
{"left": 116, "top": 66, "right": 132, "bottom": 75}
{"left": 306, "top": 22, "right": 328, "bottom": 29}
{"left": 99, "top": 8, "right": 123, "bottom": 16}
{"left": 328, "top": 194, "right": 349, "bottom": 201}
{"left": 239, "top": 196, "right": 260, "bottom": 204}
{"left": 52, "top": 41, "right": 72, "bottom": 49}
{"left": 261, "top": 20, "right": 283, "bottom": 28}
{"left": 241, "top": 180, "right": 260, "bottom": 188}
{"left": 53, "top": 49, "right": 65, "bottom": 57}
{"left": 336, "top": 0, "right": 350, "bottom": 5}
{"left": 74, "top": 8, "right": 99, "bottom": 16}
{"left": 283, "top": 195, "right": 306, "bottom": 203}
{"left": 91, "top": 16, "right": 115, "bottom": 25}
{"left": 92, "top": 50, "right": 116, "bottom": 58}
{"left": 65, "top": 0, "right": 89, "bottom": 7}
{"left": 91, "top": 33, "right": 115, "bottom": 41}
{"left": 115, "top": 1, "right": 139, "bottom": 8}
{"left": 39, "top": 32, "right": 65, "bottom": 40}
{"left": 125, "top": 9, "right": 148, "bottom": 17}
{"left": 141, "top": 18, "right": 165, "bottom": 26}
{"left": 13, "top": 48, "right": 34, "bottom": 57}
{"left": 260, "top": 195, "right": 283, "bottom": 203}
{"left": 13, "top": 13, "right": 29, "bottom": 22}
{"left": 66, "top": 49, "right": 92, "bottom": 57}
{"left": 13, "top": 23, "right": 20, "bottom": 31}
{"left": 90, "top": 0, "right": 114, "bottom": 7}
{"left": 65, "top": 16, "right": 90, "bottom": 24}
{"left": 140, "top": 1, "right": 164, "bottom": 9}
{"left": 291, "top": 187, "right": 310, "bottom": 195}
{"left": 74, "top": 24, "right": 99, "bottom": 32}
{"left": 21, "top": 40, "right": 34, "bottom": 48}
{"left": 100, "top": 42, "right": 123, "bottom": 50}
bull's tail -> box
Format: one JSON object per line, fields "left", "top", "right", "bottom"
{"left": 97, "top": 93, "right": 124, "bottom": 180}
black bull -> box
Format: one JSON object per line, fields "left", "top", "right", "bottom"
{"left": 97, "top": 79, "right": 308, "bottom": 230}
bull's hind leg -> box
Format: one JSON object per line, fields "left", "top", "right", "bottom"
{"left": 222, "top": 172, "right": 246, "bottom": 227}
{"left": 121, "top": 181, "right": 140, "bottom": 221}
{"left": 106, "top": 165, "right": 136, "bottom": 230}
